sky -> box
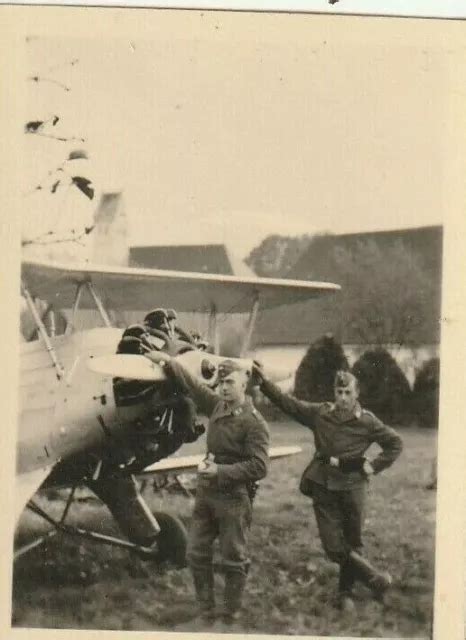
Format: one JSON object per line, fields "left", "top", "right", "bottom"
{"left": 22, "top": 8, "right": 457, "bottom": 259}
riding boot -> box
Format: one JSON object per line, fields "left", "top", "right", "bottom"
{"left": 191, "top": 567, "right": 216, "bottom": 621}
{"left": 222, "top": 570, "right": 247, "bottom": 623}
{"left": 336, "top": 559, "right": 356, "bottom": 612}
{"left": 348, "top": 550, "right": 392, "bottom": 601}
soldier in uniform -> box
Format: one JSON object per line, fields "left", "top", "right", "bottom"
{"left": 144, "top": 308, "right": 171, "bottom": 342}
{"left": 145, "top": 351, "right": 270, "bottom": 624}
{"left": 253, "top": 366, "right": 402, "bottom": 611}
{"left": 114, "top": 323, "right": 204, "bottom": 458}
{"left": 166, "top": 308, "right": 199, "bottom": 346}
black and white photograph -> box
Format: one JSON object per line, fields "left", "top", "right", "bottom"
{"left": 3, "top": 4, "right": 466, "bottom": 638}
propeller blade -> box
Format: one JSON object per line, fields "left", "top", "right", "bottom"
{"left": 87, "top": 351, "right": 293, "bottom": 386}
{"left": 87, "top": 354, "right": 167, "bottom": 381}
{"left": 176, "top": 351, "right": 292, "bottom": 385}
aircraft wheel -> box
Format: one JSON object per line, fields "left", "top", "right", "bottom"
{"left": 151, "top": 511, "right": 188, "bottom": 568}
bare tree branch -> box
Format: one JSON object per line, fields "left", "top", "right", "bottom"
{"left": 22, "top": 225, "right": 95, "bottom": 248}
{"left": 25, "top": 130, "right": 85, "bottom": 143}
{"left": 27, "top": 75, "right": 71, "bottom": 92}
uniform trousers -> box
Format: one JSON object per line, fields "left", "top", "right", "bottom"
{"left": 310, "top": 481, "right": 366, "bottom": 567}
{"left": 187, "top": 484, "right": 252, "bottom": 576}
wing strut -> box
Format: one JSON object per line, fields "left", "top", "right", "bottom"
{"left": 208, "top": 304, "right": 220, "bottom": 355}
{"left": 241, "top": 293, "right": 260, "bottom": 357}
{"left": 25, "top": 300, "right": 53, "bottom": 341}
{"left": 64, "top": 281, "right": 112, "bottom": 334}
{"left": 21, "top": 282, "right": 65, "bottom": 379}
{"left": 65, "top": 282, "right": 84, "bottom": 335}
{"left": 86, "top": 281, "right": 112, "bottom": 327}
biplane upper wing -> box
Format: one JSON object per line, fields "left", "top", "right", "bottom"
{"left": 21, "top": 259, "right": 339, "bottom": 313}
{"left": 139, "top": 445, "right": 302, "bottom": 475}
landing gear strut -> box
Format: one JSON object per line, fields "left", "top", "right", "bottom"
{"left": 15, "top": 482, "right": 188, "bottom": 569}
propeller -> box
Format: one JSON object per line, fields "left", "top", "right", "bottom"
{"left": 87, "top": 354, "right": 167, "bottom": 381}
{"left": 87, "top": 351, "right": 291, "bottom": 385}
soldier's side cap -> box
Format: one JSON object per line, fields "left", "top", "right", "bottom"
{"left": 166, "top": 308, "right": 177, "bottom": 320}
{"left": 218, "top": 359, "right": 250, "bottom": 379}
{"left": 122, "top": 324, "right": 147, "bottom": 339}
{"left": 144, "top": 308, "right": 168, "bottom": 327}
{"left": 117, "top": 336, "right": 144, "bottom": 354}
{"left": 334, "top": 370, "right": 358, "bottom": 388}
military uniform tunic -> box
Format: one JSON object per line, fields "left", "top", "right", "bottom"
{"left": 166, "top": 360, "right": 270, "bottom": 575}
{"left": 260, "top": 379, "right": 402, "bottom": 562}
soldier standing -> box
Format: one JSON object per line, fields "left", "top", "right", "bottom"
{"left": 254, "top": 367, "right": 402, "bottom": 611}
{"left": 145, "top": 351, "right": 270, "bottom": 624}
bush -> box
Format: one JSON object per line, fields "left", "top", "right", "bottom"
{"left": 411, "top": 358, "right": 440, "bottom": 429}
{"left": 294, "top": 334, "right": 349, "bottom": 402}
{"left": 351, "top": 349, "right": 412, "bottom": 424}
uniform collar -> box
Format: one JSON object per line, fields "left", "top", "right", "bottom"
{"left": 216, "top": 395, "right": 252, "bottom": 418}
{"left": 330, "top": 401, "right": 362, "bottom": 422}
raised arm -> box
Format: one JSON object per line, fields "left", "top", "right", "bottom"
{"left": 174, "top": 325, "right": 197, "bottom": 345}
{"left": 145, "top": 351, "right": 218, "bottom": 416}
{"left": 259, "top": 377, "right": 321, "bottom": 429}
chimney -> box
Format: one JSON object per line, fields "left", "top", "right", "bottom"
{"left": 91, "top": 192, "right": 129, "bottom": 266}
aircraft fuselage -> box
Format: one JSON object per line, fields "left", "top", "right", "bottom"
{"left": 18, "top": 328, "right": 132, "bottom": 475}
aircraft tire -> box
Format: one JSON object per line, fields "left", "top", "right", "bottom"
{"left": 151, "top": 511, "right": 188, "bottom": 568}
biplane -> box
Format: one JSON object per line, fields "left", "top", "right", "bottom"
{"left": 17, "top": 259, "right": 339, "bottom": 567}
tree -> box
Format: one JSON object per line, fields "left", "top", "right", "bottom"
{"left": 352, "top": 348, "right": 412, "bottom": 424}
{"left": 321, "top": 239, "right": 437, "bottom": 347}
{"left": 245, "top": 234, "right": 312, "bottom": 277}
{"left": 412, "top": 358, "right": 440, "bottom": 429}
{"left": 294, "top": 334, "right": 349, "bottom": 402}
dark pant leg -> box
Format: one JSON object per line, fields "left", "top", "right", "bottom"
{"left": 311, "top": 483, "right": 349, "bottom": 564}
{"left": 187, "top": 490, "right": 218, "bottom": 570}
{"left": 187, "top": 489, "right": 219, "bottom": 614}
{"left": 338, "top": 487, "right": 366, "bottom": 594}
{"left": 215, "top": 491, "right": 252, "bottom": 616}
{"left": 216, "top": 491, "right": 252, "bottom": 575}
{"left": 338, "top": 487, "right": 391, "bottom": 596}
{"left": 340, "top": 486, "right": 366, "bottom": 551}
{"left": 338, "top": 559, "right": 355, "bottom": 595}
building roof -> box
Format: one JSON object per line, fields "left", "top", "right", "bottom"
{"left": 129, "top": 244, "right": 254, "bottom": 277}
{"left": 254, "top": 225, "right": 443, "bottom": 347}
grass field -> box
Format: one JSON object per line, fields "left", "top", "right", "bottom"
{"left": 12, "top": 421, "right": 437, "bottom": 637}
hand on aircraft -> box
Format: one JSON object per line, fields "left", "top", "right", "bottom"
{"left": 197, "top": 460, "right": 218, "bottom": 477}
{"left": 251, "top": 360, "right": 266, "bottom": 386}
{"left": 145, "top": 350, "right": 172, "bottom": 366}
{"left": 363, "top": 459, "right": 375, "bottom": 476}
{"left": 198, "top": 461, "right": 218, "bottom": 477}
{"left": 197, "top": 453, "right": 218, "bottom": 477}
{"left": 145, "top": 329, "right": 180, "bottom": 357}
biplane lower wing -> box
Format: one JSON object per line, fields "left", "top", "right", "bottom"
{"left": 139, "top": 445, "right": 302, "bottom": 475}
